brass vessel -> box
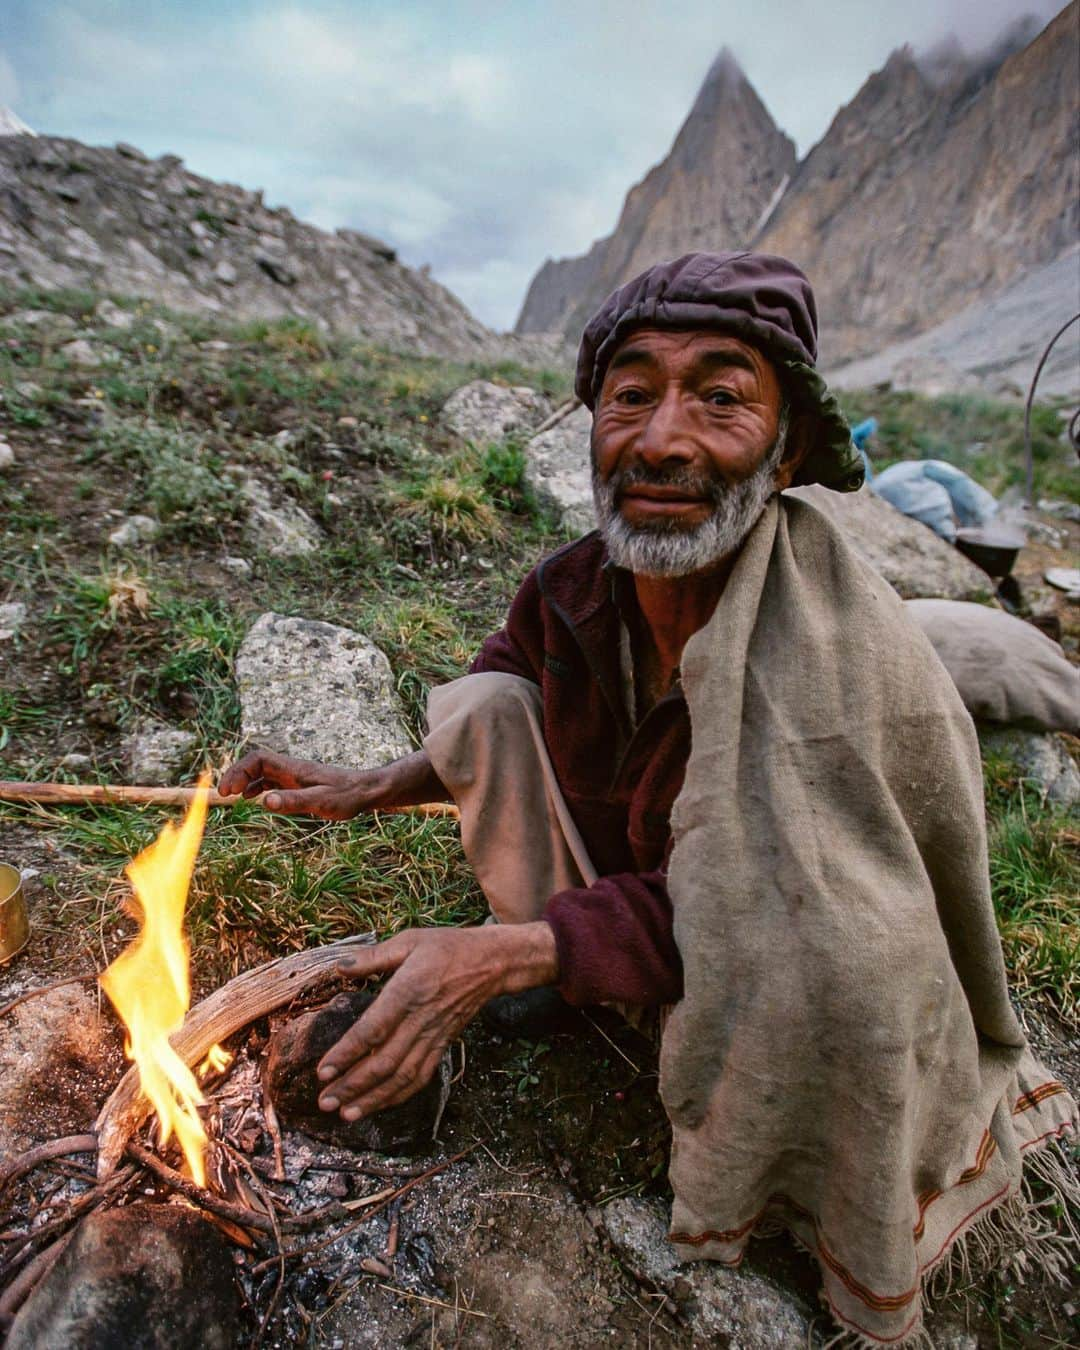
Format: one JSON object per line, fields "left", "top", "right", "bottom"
{"left": 0, "top": 863, "right": 30, "bottom": 964}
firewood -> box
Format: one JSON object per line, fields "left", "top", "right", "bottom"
{"left": 94, "top": 935, "right": 374, "bottom": 1180}
{"left": 0, "top": 779, "right": 458, "bottom": 817}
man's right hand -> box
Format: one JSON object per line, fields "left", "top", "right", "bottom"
{"left": 218, "top": 748, "right": 448, "bottom": 820}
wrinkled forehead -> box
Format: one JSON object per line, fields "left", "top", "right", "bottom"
{"left": 603, "top": 326, "right": 778, "bottom": 384}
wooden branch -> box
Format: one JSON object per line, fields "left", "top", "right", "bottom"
{"left": 0, "top": 1134, "right": 99, "bottom": 1192}
{"left": 95, "top": 935, "right": 374, "bottom": 1180}
{"left": 0, "top": 1232, "right": 74, "bottom": 1319}
{"left": 530, "top": 396, "right": 582, "bottom": 438}
{"left": 0, "top": 780, "right": 458, "bottom": 818}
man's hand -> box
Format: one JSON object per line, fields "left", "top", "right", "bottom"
{"left": 316, "top": 923, "right": 559, "bottom": 1120}
{"left": 218, "top": 748, "right": 447, "bottom": 819}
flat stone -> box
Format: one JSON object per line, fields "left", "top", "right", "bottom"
{"left": 0, "top": 600, "right": 27, "bottom": 640}
{"left": 221, "top": 554, "right": 252, "bottom": 576}
{"left": 57, "top": 751, "right": 93, "bottom": 773}
{"left": 978, "top": 727, "right": 1080, "bottom": 808}
{"left": 524, "top": 403, "right": 595, "bottom": 534}
{"left": 0, "top": 440, "right": 14, "bottom": 470}
{"left": 264, "top": 990, "right": 446, "bottom": 1154}
{"left": 600, "top": 1196, "right": 810, "bottom": 1346}
{"left": 7, "top": 1204, "right": 241, "bottom": 1350}
{"left": 108, "top": 513, "right": 160, "bottom": 548}
{"left": 788, "top": 485, "right": 995, "bottom": 601}
{"left": 213, "top": 259, "right": 237, "bottom": 286}
{"left": 235, "top": 612, "right": 412, "bottom": 768}
{"left": 441, "top": 379, "right": 550, "bottom": 447}
{"left": 122, "top": 720, "right": 198, "bottom": 786}
{"left": 239, "top": 475, "right": 323, "bottom": 556}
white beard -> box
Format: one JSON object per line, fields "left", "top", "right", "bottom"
{"left": 592, "top": 429, "right": 788, "bottom": 579}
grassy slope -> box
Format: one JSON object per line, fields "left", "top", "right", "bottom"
{"left": 0, "top": 286, "right": 1076, "bottom": 1021}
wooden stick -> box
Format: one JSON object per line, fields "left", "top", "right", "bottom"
{"left": 95, "top": 935, "right": 374, "bottom": 1180}
{"left": 0, "top": 1232, "right": 74, "bottom": 1319}
{"left": 0, "top": 1134, "right": 99, "bottom": 1192}
{"left": 0, "top": 780, "right": 458, "bottom": 818}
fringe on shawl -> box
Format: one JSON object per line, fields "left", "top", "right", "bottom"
{"left": 815, "top": 1136, "right": 1078, "bottom": 1348}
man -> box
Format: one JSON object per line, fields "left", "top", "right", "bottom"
{"left": 222, "top": 253, "right": 1076, "bottom": 1343}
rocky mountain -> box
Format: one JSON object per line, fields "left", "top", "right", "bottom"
{"left": 756, "top": 4, "right": 1079, "bottom": 365}
{"left": 515, "top": 49, "right": 796, "bottom": 340}
{"left": 0, "top": 128, "right": 557, "bottom": 364}
{"left": 516, "top": 5, "right": 1078, "bottom": 380}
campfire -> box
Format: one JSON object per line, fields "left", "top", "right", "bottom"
{"left": 0, "top": 786, "right": 464, "bottom": 1345}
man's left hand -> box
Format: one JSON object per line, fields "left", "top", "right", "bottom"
{"left": 316, "top": 923, "right": 559, "bottom": 1120}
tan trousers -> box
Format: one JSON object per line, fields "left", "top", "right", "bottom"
{"left": 423, "top": 673, "right": 599, "bottom": 923}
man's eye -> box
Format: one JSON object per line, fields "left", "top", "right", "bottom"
{"left": 616, "top": 387, "right": 648, "bottom": 405}
{"left": 707, "top": 390, "right": 735, "bottom": 406}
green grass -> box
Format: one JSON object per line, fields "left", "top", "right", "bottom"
{"left": 983, "top": 752, "right": 1080, "bottom": 1026}
{"left": 838, "top": 388, "right": 1078, "bottom": 501}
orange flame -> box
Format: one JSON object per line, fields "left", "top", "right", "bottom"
{"left": 99, "top": 772, "right": 227, "bottom": 1188}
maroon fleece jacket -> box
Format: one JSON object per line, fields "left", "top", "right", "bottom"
{"left": 471, "top": 531, "right": 686, "bottom": 1007}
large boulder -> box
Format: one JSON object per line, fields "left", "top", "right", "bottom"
{"left": 788, "top": 485, "right": 994, "bottom": 601}
{"left": 441, "top": 379, "right": 549, "bottom": 447}
{"left": 235, "top": 612, "right": 412, "bottom": 768}
{"left": 978, "top": 727, "right": 1080, "bottom": 808}
{"left": 524, "top": 403, "right": 594, "bottom": 534}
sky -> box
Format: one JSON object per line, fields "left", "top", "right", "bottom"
{"left": 0, "top": 1, "right": 1066, "bottom": 330}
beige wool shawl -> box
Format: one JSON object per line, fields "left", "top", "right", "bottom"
{"left": 662, "top": 494, "right": 1077, "bottom": 1344}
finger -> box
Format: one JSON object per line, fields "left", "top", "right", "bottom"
{"left": 218, "top": 755, "right": 265, "bottom": 797}
{"left": 319, "top": 1016, "right": 421, "bottom": 1110}
{"left": 334, "top": 933, "right": 416, "bottom": 983}
{"left": 340, "top": 1044, "right": 444, "bottom": 1120}
{"left": 261, "top": 784, "right": 353, "bottom": 818}
{"left": 316, "top": 958, "right": 416, "bottom": 1088}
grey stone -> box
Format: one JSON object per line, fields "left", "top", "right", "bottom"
{"left": 213, "top": 259, "right": 237, "bottom": 286}
{"left": 264, "top": 990, "right": 447, "bottom": 1153}
{"left": 236, "top": 612, "right": 412, "bottom": 768}
{"left": 57, "top": 752, "right": 93, "bottom": 773}
{"left": 200, "top": 339, "right": 232, "bottom": 351}
{"left": 221, "top": 554, "right": 252, "bottom": 576}
{"left": 1038, "top": 498, "right": 1080, "bottom": 525}
{"left": 7, "top": 309, "right": 76, "bottom": 332}
{"left": 94, "top": 298, "right": 134, "bottom": 329}
{"left": 978, "top": 727, "right": 1080, "bottom": 808}
{"left": 601, "top": 1196, "right": 810, "bottom": 1346}
{"left": 122, "top": 720, "right": 198, "bottom": 786}
{"left": 114, "top": 141, "right": 149, "bottom": 161}
{"left": 7, "top": 1205, "right": 240, "bottom": 1350}
{"left": 524, "top": 403, "right": 595, "bottom": 534}
{"left": 108, "top": 513, "right": 160, "bottom": 548}
{"left": 59, "top": 337, "right": 100, "bottom": 367}
{"left": 0, "top": 601, "right": 27, "bottom": 640}
{"left": 239, "top": 475, "right": 323, "bottom": 556}
{"left": 441, "top": 378, "right": 550, "bottom": 447}
{"left": 0, "top": 440, "right": 14, "bottom": 470}
{"left": 788, "top": 485, "right": 995, "bottom": 601}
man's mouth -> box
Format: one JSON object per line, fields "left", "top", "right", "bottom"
{"left": 617, "top": 484, "right": 712, "bottom": 516}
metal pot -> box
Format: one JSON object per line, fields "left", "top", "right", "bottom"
{"left": 0, "top": 862, "right": 30, "bottom": 964}
{"left": 954, "top": 527, "right": 1026, "bottom": 579}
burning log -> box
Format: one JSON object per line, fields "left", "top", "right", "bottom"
{"left": 95, "top": 935, "right": 374, "bottom": 1180}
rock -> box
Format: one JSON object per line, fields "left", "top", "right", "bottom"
{"left": 122, "top": 720, "right": 198, "bottom": 786}
{"left": 254, "top": 245, "right": 298, "bottom": 286}
{"left": 95, "top": 298, "right": 134, "bottom": 329}
{"left": 236, "top": 612, "right": 412, "bottom": 767}
{"left": 60, "top": 337, "right": 100, "bottom": 367}
{"left": 200, "top": 338, "right": 231, "bottom": 352}
{"left": 0, "top": 440, "right": 15, "bottom": 469}
{"left": 57, "top": 752, "right": 93, "bottom": 773}
{"left": 0, "top": 601, "right": 27, "bottom": 640}
{"left": 788, "top": 485, "right": 995, "bottom": 601}
{"left": 440, "top": 379, "right": 550, "bottom": 448}
{"left": 978, "top": 727, "right": 1080, "bottom": 808}
{"left": 601, "top": 1196, "right": 810, "bottom": 1345}
{"left": 524, "top": 404, "right": 595, "bottom": 534}
{"left": 221, "top": 555, "right": 252, "bottom": 576}
{"left": 213, "top": 259, "right": 237, "bottom": 286}
{"left": 264, "top": 990, "right": 447, "bottom": 1153}
{"left": 7, "top": 1204, "right": 241, "bottom": 1350}
{"left": 239, "top": 476, "right": 323, "bottom": 556}
{"left": 1037, "top": 499, "right": 1080, "bottom": 524}
{"left": 107, "top": 513, "right": 160, "bottom": 548}
{"left": 114, "top": 141, "right": 149, "bottom": 161}
{"left": 7, "top": 309, "right": 77, "bottom": 333}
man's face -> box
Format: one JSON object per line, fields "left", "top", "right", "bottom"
{"left": 591, "top": 328, "right": 798, "bottom": 577}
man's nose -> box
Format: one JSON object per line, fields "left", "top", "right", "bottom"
{"left": 636, "top": 389, "right": 694, "bottom": 467}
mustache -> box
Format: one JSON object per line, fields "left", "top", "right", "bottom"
{"left": 606, "top": 463, "right": 725, "bottom": 505}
